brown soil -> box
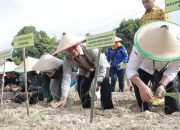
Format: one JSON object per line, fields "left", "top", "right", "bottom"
{"left": 0, "top": 90, "right": 180, "bottom": 130}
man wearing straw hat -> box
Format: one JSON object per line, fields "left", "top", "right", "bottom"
{"left": 127, "top": 21, "right": 180, "bottom": 114}
{"left": 33, "top": 53, "right": 64, "bottom": 107}
{"left": 106, "top": 37, "right": 128, "bottom": 92}
{"left": 52, "top": 32, "right": 114, "bottom": 109}
{"left": 141, "top": 0, "right": 168, "bottom": 25}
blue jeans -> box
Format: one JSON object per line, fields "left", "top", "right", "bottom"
{"left": 110, "top": 67, "right": 126, "bottom": 92}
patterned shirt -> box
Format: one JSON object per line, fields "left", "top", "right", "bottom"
{"left": 141, "top": 7, "right": 168, "bottom": 25}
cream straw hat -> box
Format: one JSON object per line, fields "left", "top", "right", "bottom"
{"left": 15, "top": 56, "right": 38, "bottom": 73}
{"left": 52, "top": 32, "right": 86, "bottom": 55}
{"left": 0, "top": 61, "right": 17, "bottom": 73}
{"left": 32, "top": 53, "right": 63, "bottom": 71}
{"left": 134, "top": 21, "right": 180, "bottom": 62}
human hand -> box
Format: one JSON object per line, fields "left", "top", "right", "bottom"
{"left": 139, "top": 85, "right": 153, "bottom": 102}
{"left": 156, "top": 85, "right": 166, "bottom": 97}
{"left": 38, "top": 98, "right": 48, "bottom": 106}
{"left": 51, "top": 96, "right": 67, "bottom": 108}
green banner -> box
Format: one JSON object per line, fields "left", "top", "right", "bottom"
{"left": 86, "top": 31, "right": 115, "bottom": 49}
{"left": 0, "top": 48, "right": 13, "bottom": 59}
{"left": 165, "top": 0, "right": 180, "bottom": 12}
{"left": 13, "top": 33, "right": 34, "bottom": 48}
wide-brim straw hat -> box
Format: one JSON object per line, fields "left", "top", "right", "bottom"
{"left": 0, "top": 61, "right": 17, "bottom": 73}
{"left": 111, "top": 36, "right": 122, "bottom": 49}
{"left": 52, "top": 32, "right": 86, "bottom": 55}
{"left": 32, "top": 53, "right": 63, "bottom": 71}
{"left": 134, "top": 21, "right": 180, "bottom": 62}
{"left": 15, "top": 56, "right": 38, "bottom": 73}
{"left": 115, "top": 36, "right": 122, "bottom": 42}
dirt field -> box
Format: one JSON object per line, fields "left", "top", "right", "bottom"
{"left": 0, "top": 89, "right": 180, "bottom": 130}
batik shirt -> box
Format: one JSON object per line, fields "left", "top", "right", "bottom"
{"left": 141, "top": 7, "right": 168, "bottom": 25}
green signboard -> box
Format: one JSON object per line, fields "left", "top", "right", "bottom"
{"left": 86, "top": 31, "right": 115, "bottom": 49}
{"left": 0, "top": 48, "right": 13, "bottom": 59}
{"left": 13, "top": 33, "right": 34, "bottom": 48}
{"left": 165, "top": 0, "right": 180, "bottom": 12}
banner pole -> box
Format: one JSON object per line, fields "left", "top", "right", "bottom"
{"left": 22, "top": 47, "right": 29, "bottom": 116}
{"left": 90, "top": 48, "right": 101, "bottom": 123}
{"left": 0, "top": 59, "right": 6, "bottom": 108}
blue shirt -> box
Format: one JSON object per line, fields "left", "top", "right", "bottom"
{"left": 107, "top": 46, "right": 128, "bottom": 70}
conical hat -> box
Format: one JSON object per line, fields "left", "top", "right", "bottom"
{"left": 0, "top": 61, "right": 17, "bottom": 73}
{"left": 115, "top": 36, "right": 122, "bottom": 42}
{"left": 32, "top": 53, "right": 63, "bottom": 71}
{"left": 15, "top": 56, "right": 38, "bottom": 73}
{"left": 134, "top": 21, "right": 180, "bottom": 62}
{"left": 52, "top": 32, "right": 86, "bottom": 55}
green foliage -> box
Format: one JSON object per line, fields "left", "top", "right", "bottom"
{"left": 101, "top": 19, "right": 140, "bottom": 55}
{"left": 12, "top": 26, "right": 59, "bottom": 63}
{"left": 12, "top": 19, "right": 141, "bottom": 64}
{"left": 13, "top": 56, "right": 22, "bottom": 65}
{"left": 116, "top": 19, "right": 141, "bottom": 54}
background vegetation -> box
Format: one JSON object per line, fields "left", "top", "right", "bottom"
{"left": 12, "top": 19, "right": 140, "bottom": 64}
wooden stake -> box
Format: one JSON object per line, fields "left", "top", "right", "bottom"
{"left": 0, "top": 59, "right": 6, "bottom": 108}
{"left": 22, "top": 48, "right": 29, "bottom": 116}
{"left": 90, "top": 48, "right": 101, "bottom": 123}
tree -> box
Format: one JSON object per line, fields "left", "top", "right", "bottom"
{"left": 101, "top": 19, "right": 140, "bottom": 55}
{"left": 115, "top": 19, "right": 141, "bottom": 54}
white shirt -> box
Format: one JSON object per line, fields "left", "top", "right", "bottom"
{"left": 126, "top": 46, "right": 180, "bottom": 81}
{"left": 61, "top": 45, "right": 110, "bottom": 97}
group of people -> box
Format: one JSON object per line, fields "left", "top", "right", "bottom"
{"left": 0, "top": 0, "right": 180, "bottom": 115}
{"left": 0, "top": 60, "right": 43, "bottom": 104}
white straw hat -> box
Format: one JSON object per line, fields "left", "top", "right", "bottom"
{"left": 15, "top": 56, "right": 38, "bottom": 73}
{"left": 32, "top": 53, "right": 63, "bottom": 71}
{"left": 115, "top": 36, "right": 122, "bottom": 42}
{"left": 0, "top": 61, "right": 17, "bottom": 73}
{"left": 134, "top": 21, "right": 180, "bottom": 62}
{"left": 52, "top": 32, "right": 86, "bottom": 55}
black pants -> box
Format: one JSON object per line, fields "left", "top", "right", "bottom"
{"left": 77, "top": 71, "right": 114, "bottom": 109}
{"left": 133, "top": 68, "right": 180, "bottom": 114}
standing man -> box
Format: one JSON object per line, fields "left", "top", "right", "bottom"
{"left": 141, "top": 0, "right": 168, "bottom": 25}
{"left": 52, "top": 33, "right": 114, "bottom": 109}
{"left": 107, "top": 37, "right": 128, "bottom": 92}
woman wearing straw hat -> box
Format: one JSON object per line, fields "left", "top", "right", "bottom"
{"left": 52, "top": 32, "right": 114, "bottom": 109}
{"left": 33, "top": 53, "right": 64, "bottom": 107}
{"left": 127, "top": 21, "right": 180, "bottom": 114}
{"left": 107, "top": 36, "right": 128, "bottom": 92}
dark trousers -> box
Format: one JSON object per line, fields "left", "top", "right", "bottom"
{"left": 110, "top": 67, "right": 126, "bottom": 92}
{"left": 133, "top": 68, "right": 180, "bottom": 114}
{"left": 77, "top": 71, "right": 114, "bottom": 109}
